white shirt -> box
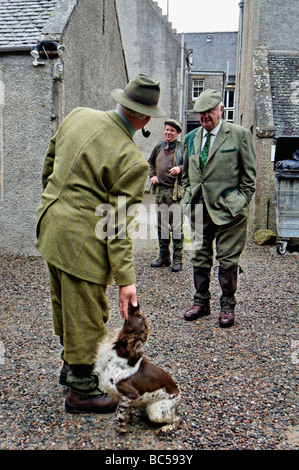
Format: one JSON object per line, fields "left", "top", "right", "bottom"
{"left": 202, "top": 120, "right": 222, "bottom": 153}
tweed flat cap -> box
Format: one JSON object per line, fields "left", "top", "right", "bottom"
{"left": 193, "top": 89, "right": 222, "bottom": 113}
{"left": 164, "top": 119, "right": 182, "bottom": 132}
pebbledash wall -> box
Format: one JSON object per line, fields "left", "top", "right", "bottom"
{"left": 0, "top": 0, "right": 127, "bottom": 255}
{"left": 0, "top": 54, "right": 54, "bottom": 255}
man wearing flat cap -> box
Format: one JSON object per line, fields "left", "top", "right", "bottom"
{"left": 148, "top": 119, "right": 184, "bottom": 272}
{"left": 181, "top": 89, "right": 256, "bottom": 327}
{"left": 36, "top": 74, "right": 165, "bottom": 413}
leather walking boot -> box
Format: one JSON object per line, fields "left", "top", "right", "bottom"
{"left": 65, "top": 363, "right": 117, "bottom": 413}
{"left": 172, "top": 235, "right": 183, "bottom": 272}
{"left": 184, "top": 304, "right": 210, "bottom": 321}
{"left": 150, "top": 257, "right": 171, "bottom": 268}
{"left": 65, "top": 389, "right": 117, "bottom": 414}
{"left": 218, "top": 266, "right": 238, "bottom": 327}
{"left": 193, "top": 266, "right": 211, "bottom": 303}
{"left": 184, "top": 267, "right": 211, "bottom": 320}
{"left": 171, "top": 262, "right": 182, "bottom": 272}
{"left": 219, "top": 311, "right": 235, "bottom": 327}
{"left": 151, "top": 231, "right": 171, "bottom": 267}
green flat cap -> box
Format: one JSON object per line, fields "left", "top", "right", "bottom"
{"left": 164, "top": 119, "right": 182, "bottom": 132}
{"left": 193, "top": 89, "right": 222, "bottom": 113}
{"left": 111, "top": 73, "right": 165, "bottom": 118}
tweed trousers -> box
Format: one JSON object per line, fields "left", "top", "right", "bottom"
{"left": 47, "top": 263, "right": 109, "bottom": 367}
{"left": 155, "top": 188, "right": 184, "bottom": 262}
{"left": 190, "top": 202, "right": 248, "bottom": 270}
{"left": 190, "top": 203, "right": 248, "bottom": 311}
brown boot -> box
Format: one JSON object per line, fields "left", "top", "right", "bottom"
{"left": 219, "top": 311, "right": 235, "bottom": 327}
{"left": 218, "top": 266, "right": 238, "bottom": 309}
{"left": 65, "top": 389, "right": 117, "bottom": 414}
{"left": 218, "top": 266, "right": 238, "bottom": 327}
{"left": 184, "top": 304, "right": 210, "bottom": 321}
{"left": 193, "top": 267, "right": 211, "bottom": 306}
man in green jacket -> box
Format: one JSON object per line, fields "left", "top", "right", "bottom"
{"left": 181, "top": 89, "right": 256, "bottom": 327}
{"left": 36, "top": 74, "right": 165, "bottom": 413}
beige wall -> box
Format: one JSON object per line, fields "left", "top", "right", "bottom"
{"left": 0, "top": 0, "right": 128, "bottom": 254}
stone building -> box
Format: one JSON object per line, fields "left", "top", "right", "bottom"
{"left": 116, "top": 1, "right": 239, "bottom": 179}
{"left": 3, "top": 0, "right": 297, "bottom": 255}
{"left": 0, "top": 0, "right": 127, "bottom": 255}
{"left": 116, "top": 0, "right": 183, "bottom": 157}
{"left": 184, "top": 31, "right": 238, "bottom": 133}
{"left": 235, "top": 0, "right": 299, "bottom": 236}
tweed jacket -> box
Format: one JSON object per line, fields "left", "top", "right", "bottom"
{"left": 181, "top": 120, "right": 256, "bottom": 226}
{"left": 36, "top": 108, "right": 149, "bottom": 286}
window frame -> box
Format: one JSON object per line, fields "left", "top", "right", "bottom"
{"left": 223, "top": 87, "right": 235, "bottom": 122}
{"left": 192, "top": 78, "right": 204, "bottom": 101}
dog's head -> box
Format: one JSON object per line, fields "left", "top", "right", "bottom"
{"left": 114, "top": 304, "right": 149, "bottom": 363}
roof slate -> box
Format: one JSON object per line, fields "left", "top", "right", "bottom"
{"left": 268, "top": 54, "right": 299, "bottom": 136}
{"left": 0, "top": 0, "right": 58, "bottom": 47}
{"left": 185, "top": 32, "right": 238, "bottom": 75}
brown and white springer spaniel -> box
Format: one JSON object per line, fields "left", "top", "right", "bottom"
{"left": 94, "top": 304, "right": 181, "bottom": 434}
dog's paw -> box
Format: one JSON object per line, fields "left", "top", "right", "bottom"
{"left": 156, "top": 417, "right": 182, "bottom": 435}
{"left": 117, "top": 425, "right": 129, "bottom": 435}
{"left": 155, "top": 424, "right": 174, "bottom": 435}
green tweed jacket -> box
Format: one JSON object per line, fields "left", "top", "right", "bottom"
{"left": 181, "top": 120, "right": 256, "bottom": 225}
{"left": 36, "top": 108, "right": 149, "bottom": 286}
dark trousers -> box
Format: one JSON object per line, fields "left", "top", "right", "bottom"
{"left": 191, "top": 203, "right": 248, "bottom": 311}
{"left": 156, "top": 188, "right": 184, "bottom": 262}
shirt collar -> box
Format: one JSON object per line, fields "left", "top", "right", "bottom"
{"left": 115, "top": 109, "right": 135, "bottom": 136}
{"left": 166, "top": 139, "right": 177, "bottom": 149}
{"left": 203, "top": 119, "right": 222, "bottom": 137}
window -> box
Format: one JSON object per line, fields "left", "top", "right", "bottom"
{"left": 192, "top": 79, "right": 204, "bottom": 100}
{"left": 223, "top": 88, "right": 235, "bottom": 122}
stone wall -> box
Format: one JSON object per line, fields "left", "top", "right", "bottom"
{"left": 116, "top": 0, "right": 182, "bottom": 160}
{"left": 236, "top": 0, "right": 299, "bottom": 236}
{"left": 0, "top": 0, "right": 127, "bottom": 255}
{"left": 59, "top": 0, "right": 127, "bottom": 118}
{"left": 0, "top": 55, "right": 54, "bottom": 254}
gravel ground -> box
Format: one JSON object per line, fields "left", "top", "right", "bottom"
{"left": 0, "top": 231, "right": 298, "bottom": 451}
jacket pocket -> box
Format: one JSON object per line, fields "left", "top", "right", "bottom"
{"left": 220, "top": 148, "right": 237, "bottom": 154}
{"left": 222, "top": 190, "right": 246, "bottom": 217}
{"left": 36, "top": 198, "right": 58, "bottom": 238}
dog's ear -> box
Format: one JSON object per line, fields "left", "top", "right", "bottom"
{"left": 115, "top": 334, "right": 144, "bottom": 360}
{"left": 126, "top": 336, "right": 144, "bottom": 359}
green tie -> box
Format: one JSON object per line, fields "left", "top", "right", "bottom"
{"left": 200, "top": 132, "right": 211, "bottom": 169}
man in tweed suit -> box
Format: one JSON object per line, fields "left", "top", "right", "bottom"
{"left": 36, "top": 74, "right": 165, "bottom": 413}
{"left": 181, "top": 89, "right": 256, "bottom": 327}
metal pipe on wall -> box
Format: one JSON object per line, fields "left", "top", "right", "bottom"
{"left": 235, "top": 0, "right": 244, "bottom": 125}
